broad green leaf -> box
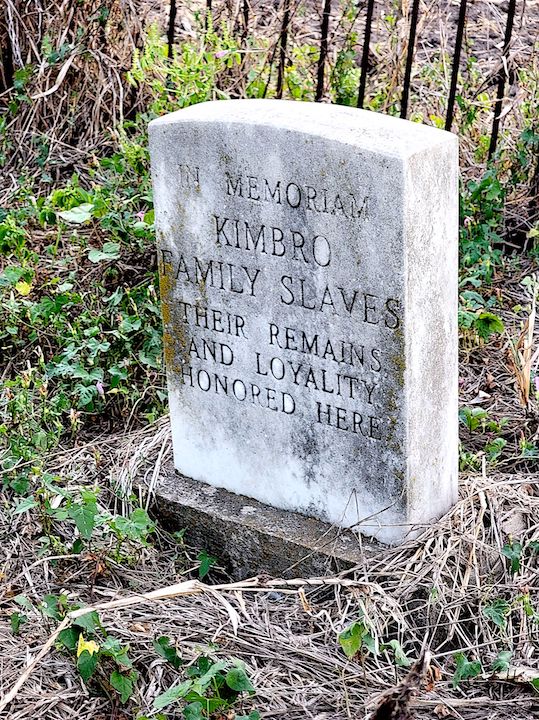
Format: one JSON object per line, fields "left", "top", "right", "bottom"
{"left": 73, "top": 610, "right": 100, "bottom": 633}
{"left": 474, "top": 311, "right": 504, "bottom": 340}
{"left": 153, "top": 635, "right": 183, "bottom": 669}
{"left": 0, "top": 265, "right": 26, "bottom": 287}
{"left": 57, "top": 203, "right": 94, "bottom": 224}
{"left": 339, "top": 621, "right": 366, "bottom": 658}
{"left": 40, "top": 594, "right": 61, "bottom": 620}
{"left": 68, "top": 500, "right": 98, "bottom": 540}
{"left": 183, "top": 702, "right": 204, "bottom": 720}
{"left": 486, "top": 437, "right": 507, "bottom": 462}
{"left": 58, "top": 627, "right": 80, "bottom": 651}
{"left": 14, "top": 595, "right": 33, "bottom": 611}
{"left": 384, "top": 639, "right": 412, "bottom": 667}
{"left": 119, "top": 315, "right": 142, "bottom": 334}
{"left": 110, "top": 670, "right": 136, "bottom": 703}
{"left": 10, "top": 612, "right": 26, "bottom": 635}
{"left": 130, "top": 507, "right": 154, "bottom": 531}
{"left": 198, "top": 549, "right": 216, "bottom": 580}
{"left": 153, "top": 680, "right": 192, "bottom": 710}
{"left": 14, "top": 496, "right": 38, "bottom": 514}
{"left": 88, "top": 241, "right": 120, "bottom": 263}
{"left": 226, "top": 666, "right": 255, "bottom": 693}
{"left": 452, "top": 652, "right": 482, "bottom": 688}
{"left": 77, "top": 650, "right": 99, "bottom": 681}
{"left": 111, "top": 649, "right": 133, "bottom": 669}
{"left": 502, "top": 542, "right": 522, "bottom": 574}
{"left": 193, "top": 659, "right": 228, "bottom": 692}
{"left": 362, "top": 631, "right": 378, "bottom": 655}
{"left": 458, "top": 407, "right": 487, "bottom": 432}
{"left": 483, "top": 599, "right": 510, "bottom": 630}
{"left": 491, "top": 651, "right": 512, "bottom": 672}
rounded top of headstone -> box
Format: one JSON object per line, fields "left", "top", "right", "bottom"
{"left": 149, "top": 99, "right": 457, "bottom": 159}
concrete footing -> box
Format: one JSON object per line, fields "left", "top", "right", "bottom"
{"left": 150, "top": 463, "right": 378, "bottom": 579}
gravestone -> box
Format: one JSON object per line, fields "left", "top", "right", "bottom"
{"left": 149, "top": 100, "right": 458, "bottom": 545}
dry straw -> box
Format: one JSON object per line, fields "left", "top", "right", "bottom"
{"left": 1, "top": 418, "right": 538, "bottom": 719}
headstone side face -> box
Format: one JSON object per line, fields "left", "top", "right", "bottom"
{"left": 403, "top": 144, "right": 459, "bottom": 530}
{"left": 150, "top": 100, "right": 458, "bottom": 544}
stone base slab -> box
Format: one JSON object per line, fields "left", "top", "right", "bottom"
{"left": 150, "top": 463, "right": 378, "bottom": 579}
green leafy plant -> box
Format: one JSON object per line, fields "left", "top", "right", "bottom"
{"left": 483, "top": 598, "right": 511, "bottom": 630}
{"left": 459, "top": 447, "right": 482, "bottom": 471}
{"left": 127, "top": 21, "right": 244, "bottom": 117}
{"left": 153, "top": 654, "right": 257, "bottom": 718}
{"left": 459, "top": 406, "right": 488, "bottom": 432}
{"left": 485, "top": 437, "right": 507, "bottom": 463}
{"left": 382, "top": 639, "right": 411, "bottom": 668}
{"left": 88, "top": 241, "right": 121, "bottom": 263}
{"left": 459, "top": 407, "right": 508, "bottom": 437}
{"left": 153, "top": 635, "right": 183, "bottom": 669}
{"left": 330, "top": 32, "right": 360, "bottom": 106}
{"left": 338, "top": 619, "right": 377, "bottom": 658}
{"left": 460, "top": 169, "right": 505, "bottom": 284}
{"left": 459, "top": 289, "right": 504, "bottom": 343}
{"left": 502, "top": 540, "right": 523, "bottom": 575}
{"left": 491, "top": 650, "right": 512, "bottom": 672}
{"left": 452, "top": 652, "right": 482, "bottom": 688}
{"left": 57, "top": 203, "right": 95, "bottom": 225}
{"left": 197, "top": 549, "right": 217, "bottom": 580}
{"left": 57, "top": 610, "right": 138, "bottom": 704}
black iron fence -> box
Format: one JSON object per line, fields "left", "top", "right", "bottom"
{"left": 166, "top": 0, "right": 532, "bottom": 161}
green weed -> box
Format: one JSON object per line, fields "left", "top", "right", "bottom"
{"left": 153, "top": 652, "right": 257, "bottom": 718}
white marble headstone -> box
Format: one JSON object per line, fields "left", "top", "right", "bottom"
{"left": 149, "top": 100, "right": 458, "bottom": 544}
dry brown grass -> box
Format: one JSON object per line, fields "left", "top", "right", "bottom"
{"left": 0, "top": 0, "right": 147, "bottom": 198}
{"left": 0, "top": 417, "right": 538, "bottom": 719}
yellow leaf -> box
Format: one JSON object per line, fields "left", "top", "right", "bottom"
{"left": 15, "top": 281, "right": 32, "bottom": 296}
{"left": 77, "top": 634, "right": 99, "bottom": 658}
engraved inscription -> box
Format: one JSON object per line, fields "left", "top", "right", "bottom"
{"left": 159, "top": 165, "right": 399, "bottom": 443}
{"left": 224, "top": 172, "right": 369, "bottom": 219}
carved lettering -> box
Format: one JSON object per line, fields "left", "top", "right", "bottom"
{"left": 278, "top": 276, "right": 401, "bottom": 328}
{"left": 213, "top": 215, "right": 331, "bottom": 267}
{"left": 316, "top": 401, "right": 383, "bottom": 440}
{"left": 171, "top": 254, "right": 261, "bottom": 297}
{"left": 178, "top": 364, "right": 296, "bottom": 415}
{"left": 223, "top": 172, "right": 369, "bottom": 219}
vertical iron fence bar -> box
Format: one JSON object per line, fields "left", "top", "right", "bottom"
{"left": 276, "top": 0, "right": 291, "bottom": 99}
{"left": 357, "top": 0, "right": 375, "bottom": 108}
{"left": 445, "top": 0, "right": 467, "bottom": 131}
{"left": 315, "top": 0, "right": 332, "bottom": 102}
{"left": 400, "top": 0, "right": 420, "bottom": 119}
{"left": 262, "top": 38, "right": 279, "bottom": 97}
{"left": 242, "top": 0, "right": 249, "bottom": 41}
{"left": 0, "top": 38, "right": 14, "bottom": 92}
{"left": 488, "top": 0, "right": 516, "bottom": 159}
{"left": 0, "top": 6, "right": 14, "bottom": 92}
{"left": 167, "top": 0, "right": 177, "bottom": 59}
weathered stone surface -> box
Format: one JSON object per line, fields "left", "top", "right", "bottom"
{"left": 149, "top": 99, "right": 458, "bottom": 544}
{"left": 153, "top": 463, "right": 373, "bottom": 579}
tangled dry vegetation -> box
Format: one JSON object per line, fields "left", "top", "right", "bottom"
{"left": 0, "top": 0, "right": 147, "bottom": 196}
{"left": 0, "top": 421, "right": 538, "bottom": 719}
{"left": 1, "top": 1, "right": 539, "bottom": 718}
